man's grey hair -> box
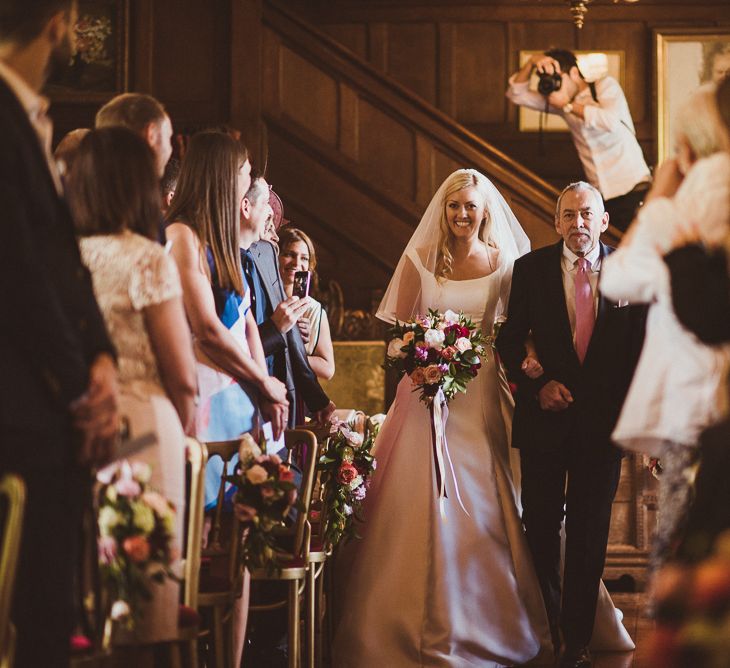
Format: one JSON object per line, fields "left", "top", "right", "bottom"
{"left": 245, "top": 176, "right": 269, "bottom": 205}
{"left": 555, "top": 181, "right": 604, "bottom": 220}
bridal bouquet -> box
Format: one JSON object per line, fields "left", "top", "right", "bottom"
{"left": 225, "top": 440, "right": 300, "bottom": 574}
{"left": 384, "top": 309, "right": 490, "bottom": 515}
{"left": 384, "top": 308, "right": 489, "bottom": 404}
{"left": 96, "top": 461, "right": 178, "bottom": 628}
{"left": 318, "top": 415, "right": 380, "bottom": 548}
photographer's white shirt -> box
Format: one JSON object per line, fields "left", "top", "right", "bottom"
{"left": 506, "top": 74, "right": 650, "bottom": 200}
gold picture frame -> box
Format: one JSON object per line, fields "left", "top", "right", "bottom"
{"left": 45, "top": 0, "right": 129, "bottom": 103}
{"left": 654, "top": 28, "right": 730, "bottom": 163}
{"left": 517, "top": 50, "right": 625, "bottom": 132}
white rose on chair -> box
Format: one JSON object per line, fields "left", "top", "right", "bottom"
{"left": 454, "top": 337, "right": 472, "bottom": 353}
{"left": 424, "top": 328, "right": 445, "bottom": 350}
{"left": 387, "top": 337, "right": 407, "bottom": 358}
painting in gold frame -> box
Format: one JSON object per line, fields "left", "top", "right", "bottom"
{"left": 654, "top": 28, "right": 730, "bottom": 163}
{"left": 517, "top": 50, "right": 625, "bottom": 132}
{"left": 45, "top": 0, "right": 129, "bottom": 103}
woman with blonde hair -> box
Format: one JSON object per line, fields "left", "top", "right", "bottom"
{"left": 278, "top": 227, "right": 335, "bottom": 380}
{"left": 333, "top": 169, "right": 557, "bottom": 667}
{"left": 602, "top": 78, "right": 730, "bottom": 573}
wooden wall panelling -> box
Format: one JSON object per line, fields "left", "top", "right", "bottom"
{"left": 386, "top": 22, "right": 438, "bottom": 105}
{"left": 338, "top": 83, "right": 360, "bottom": 161}
{"left": 436, "top": 22, "right": 455, "bottom": 116}
{"left": 230, "top": 0, "right": 264, "bottom": 163}
{"left": 368, "top": 23, "right": 390, "bottom": 71}
{"left": 321, "top": 23, "right": 369, "bottom": 61}
{"left": 451, "top": 22, "right": 507, "bottom": 125}
{"left": 149, "top": 0, "right": 231, "bottom": 126}
{"left": 358, "top": 99, "right": 416, "bottom": 200}
{"left": 415, "top": 134, "right": 435, "bottom": 208}
{"left": 280, "top": 46, "right": 339, "bottom": 147}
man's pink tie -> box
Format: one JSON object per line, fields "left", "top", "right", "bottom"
{"left": 574, "top": 257, "right": 594, "bottom": 363}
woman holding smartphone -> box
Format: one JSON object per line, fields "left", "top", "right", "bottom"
{"left": 278, "top": 228, "right": 335, "bottom": 380}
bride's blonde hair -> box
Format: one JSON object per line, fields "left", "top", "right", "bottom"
{"left": 435, "top": 171, "right": 493, "bottom": 281}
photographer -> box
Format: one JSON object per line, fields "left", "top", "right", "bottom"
{"left": 507, "top": 49, "right": 651, "bottom": 231}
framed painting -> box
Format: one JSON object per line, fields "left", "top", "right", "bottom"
{"left": 517, "top": 50, "right": 625, "bottom": 132}
{"left": 655, "top": 28, "right": 730, "bottom": 163}
{"left": 46, "top": 0, "right": 129, "bottom": 102}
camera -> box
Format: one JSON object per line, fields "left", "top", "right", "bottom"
{"left": 537, "top": 71, "right": 562, "bottom": 96}
{"left": 292, "top": 270, "right": 311, "bottom": 299}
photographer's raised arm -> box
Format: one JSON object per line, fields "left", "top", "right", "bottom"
{"left": 506, "top": 54, "right": 562, "bottom": 113}
{"left": 576, "top": 78, "right": 628, "bottom": 132}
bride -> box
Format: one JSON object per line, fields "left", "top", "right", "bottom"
{"left": 331, "top": 169, "right": 634, "bottom": 667}
{"left": 332, "top": 169, "right": 549, "bottom": 667}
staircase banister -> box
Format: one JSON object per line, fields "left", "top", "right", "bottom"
{"left": 264, "top": 0, "right": 558, "bottom": 208}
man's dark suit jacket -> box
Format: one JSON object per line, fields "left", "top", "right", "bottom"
{"left": 248, "top": 240, "right": 329, "bottom": 427}
{"left": 0, "top": 77, "right": 114, "bottom": 465}
{"left": 496, "top": 240, "right": 646, "bottom": 454}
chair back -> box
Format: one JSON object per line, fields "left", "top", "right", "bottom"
{"left": 203, "top": 439, "right": 246, "bottom": 587}
{"left": 0, "top": 474, "right": 26, "bottom": 664}
{"left": 183, "top": 438, "right": 208, "bottom": 610}
{"left": 284, "top": 429, "right": 319, "bottom": 559}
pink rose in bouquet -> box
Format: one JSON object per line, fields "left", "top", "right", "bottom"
{"left": 424, "top": 364, "right": 443, "bottom": 384}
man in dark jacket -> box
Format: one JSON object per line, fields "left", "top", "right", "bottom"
{"left": 0, "top": 2, "right": 119, "bottom": 664}
{"left": 497, "top": 182, "right": 645, "bottom": 668}
{"left": 240, "top": 176, "right": 335, "bottom": 427}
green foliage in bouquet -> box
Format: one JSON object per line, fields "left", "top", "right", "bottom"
{"left": 318, "top": 416, "right": 381, "bottom": 548}
{"left": 225, "top": 445, "right": 301, "bottom": 575}
{"left": 96, "top": 461, "right": 178, "bottom": 627}
{"left": 384, "top": 308, "right": 490, "bottom": 404}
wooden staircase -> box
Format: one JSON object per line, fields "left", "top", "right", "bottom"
{"left": 252, "top": 0, "right": 619, "bottom": 308}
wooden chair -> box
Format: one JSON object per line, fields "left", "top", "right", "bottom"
{"left": 0, "top": 474, "right": 25, "bottom": 668}
{"left": 197, "top": 438, "right": 246, "bottom": 668}
{"left": 249, "top": 428, "right": 319, "bottom": 668}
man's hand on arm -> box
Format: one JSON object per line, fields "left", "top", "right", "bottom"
{"left": 271, "top": 296, "right": 311, "bottom": 335}
{"left": 310, "top": 400, "right": 336, "bottom": 427}
{"left": 538, "top": 380, "right": 573, "bottom": 412}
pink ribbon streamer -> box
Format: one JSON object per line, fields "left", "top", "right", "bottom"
{"left": 429, "top": 388, "right": 469, "bottom": 519}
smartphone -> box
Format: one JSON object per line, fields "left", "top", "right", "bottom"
{"left": 292, "top": 270, "right": 311, "bottom": 299}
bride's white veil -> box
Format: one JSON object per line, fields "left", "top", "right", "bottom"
{"left": 376, "top": 168, "right": 531, "bottom": 324}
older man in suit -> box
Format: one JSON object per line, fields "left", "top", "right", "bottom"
{"left": 496, "top": 182, "right": 645, "bottom": 668}
{"left": 0, "top": 2, "right": 119, "bottom": 665}
{"left": 239, "top": 176, "right": 335, "bottom": 427}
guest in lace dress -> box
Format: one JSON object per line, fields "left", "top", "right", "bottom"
{"left": 278, "top": 227, "right": 335, "bottom": 380}
{"left": 69, "top": 127, "right": 197, "bottom": 643}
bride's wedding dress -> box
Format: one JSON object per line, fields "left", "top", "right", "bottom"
{"left": 332, "top": 248, "right": 634, "bottom": 667}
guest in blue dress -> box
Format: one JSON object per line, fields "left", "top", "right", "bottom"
{"left": 165, "top": 132, "right": 289, "bottom": 508}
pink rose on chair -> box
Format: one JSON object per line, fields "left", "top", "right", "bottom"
{"left": 337, "top": 462, "right": 358, "bottom": 485}
{"left": 123, "top": 536, "right": 150, "bottom": 563}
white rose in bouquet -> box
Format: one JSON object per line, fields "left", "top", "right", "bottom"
{"left": 443, "top": 309, "right": 460, "bottom": 325}
{"left": 387, "top": 337, "right": 407, "bottom": 358}
{"left": 424, "top": 328, "right": 445, "bottom": 350}
{"left": 454, "top": 337, "right": 472, "bottom": 353}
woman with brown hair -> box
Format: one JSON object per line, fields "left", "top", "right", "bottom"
{"left": 277, "top": 227, "right": 335, "bottom": 380}
{"left": 165, "top": 131, "right": 288, "bottom": 461}
{"left": 71, "top": 126, "right": 197, "bottom": 644}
